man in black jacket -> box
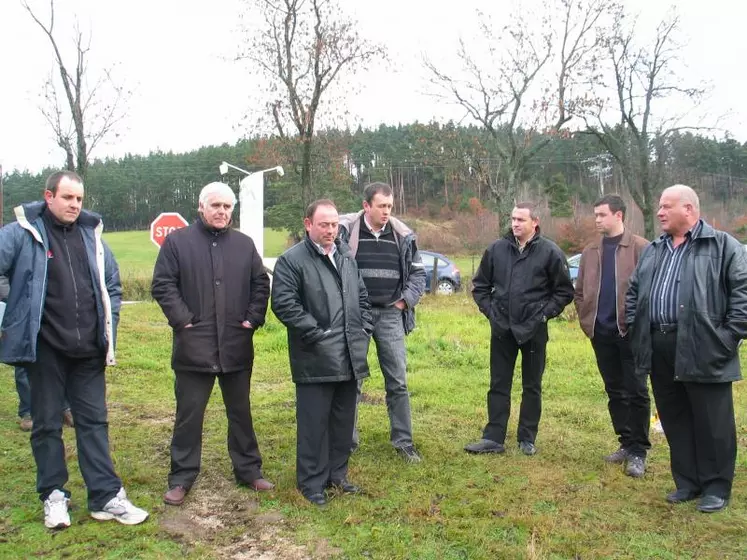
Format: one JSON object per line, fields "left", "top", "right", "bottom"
{"left": 626, "top": 185, "right": 747, "bottom": 513}
{"left": 152, "top": 182, "right": 272, "bottom": 507}
{"left": 466, "top": 202, "right": 574, "bottom": 456}
{"left": 271, "top": 200, "right": 374, "bottom": 506}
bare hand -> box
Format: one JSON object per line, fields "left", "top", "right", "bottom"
{"left": 242, "top": 320, "right": 253, "bottom": 329}
{"left": 184, "top": 323, "right": 193, "bottom": 329}
{"left": 394, "top": 300, "right": 406, "bottom": 310}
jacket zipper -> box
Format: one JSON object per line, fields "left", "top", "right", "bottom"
{"left": 591, "top": 245, "right": 601, "bottom": 338}
{"left": 614, "top": 244, "right": 621, "bottom": 336}
{"left": 63, "top": 228, "right": 82, "bottom": 349}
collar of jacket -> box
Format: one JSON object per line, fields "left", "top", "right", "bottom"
{"left": 587, "top": 227, "right": 636, "bottom": 250}
{"left": 303, "top": 234, "right": 353, "bottom": 259}
{"left": 651, "top": 219, "right": 713, "bottom": 246}
{"left": 15, "top": 201, "right": 102, "bottom": 230}
{"left": 338, "top": 209, "right": 414, "bottom": 238}
{"left": 503, "top": 226, "right": 541, "bottom": 245}
{"left": 195, "top": 217, "right": 231, "bottom": 236}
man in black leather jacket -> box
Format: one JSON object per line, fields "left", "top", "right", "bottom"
{"left": 626, "top": 184, "right": 747, "bottom": 513}
{"left": 271, "top": 199, "right": 373, "bottom": 506}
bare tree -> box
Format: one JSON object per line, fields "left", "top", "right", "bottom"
{"left": 582, "top": 9, "right": 707, "bottom": 238}
{"left": 23, "top": 0, "right": 129, "bottom": 180}
{"left": 426, "top": 0, "right": 614, "bottom": 225}
{"left": 239, "top": 0, "right": 385, "bottom": 207}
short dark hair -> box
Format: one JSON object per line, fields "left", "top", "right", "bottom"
{"left": 363, "top": 182, "right": 393, "bottom": 204}
{"left": 594, "top": 194, "right": 626, "bottom": 220}
{"left": 305, "top": 199, "right": 337, "bottom": 221}
{"left": 45, "top": 170, "right": 83, "bottom": 195}
{"left": 514, "top": 201, "right": 539, "bottom": 220}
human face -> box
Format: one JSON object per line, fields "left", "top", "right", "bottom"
{"left": 44, "top": 177, "right": 84, "bottom": 225}
{"left": 657, "top": 190, "right": 694, "bottom": 236}
{"left": 511, "top": 208, "right": 538, "bottom": 242}
{"left": 304, "top": 204, "right": 339, "bottom": 250}
{"left": 363, "top": 193, "right": 394, "bottom": 231}
{"left": 594, "top": 204, "right": 624, "bottom": 236}
{"left": 199, "top": 193, "right": 234, "bottom": 229}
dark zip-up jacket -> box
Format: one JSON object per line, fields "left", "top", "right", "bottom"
{"left": 151, "top": 220, "right": 270, "bottom": 374}
{"left": 626, "top": 221, "right": 747, "bottom": 383}
{"left": 472, "top": 229, "right": 574, "bottom": 345}
{"left": 338, "top": 211, "right": 426, "bottom": 334}
{"left": 40, "top": 209, "right": 100, "bottom": 357}
{"left": 271, "top": 236, "right": 373, "bottom": 384}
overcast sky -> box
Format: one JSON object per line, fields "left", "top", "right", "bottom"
{"left": 1, "top": 0, "right": 745, "bottom": 173}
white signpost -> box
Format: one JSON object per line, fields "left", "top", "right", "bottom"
{"left": 219, "top": 161, "right": 284, "bottom": 269}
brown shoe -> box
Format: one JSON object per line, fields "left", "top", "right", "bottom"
{"left": 163, "top": 485, "right": 188, "bottom": 506}
{"left": 62, "top": 409, "right": 74, "bottom": 428}
{"left": 250, "top": 478, "right": 275, "bottom": 492}
{"left": 19, "top": 415, "right": 33, "bottom": 432}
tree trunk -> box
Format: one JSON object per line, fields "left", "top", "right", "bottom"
{"left": 301, "top": 135, "right": 313, "bottom": 207}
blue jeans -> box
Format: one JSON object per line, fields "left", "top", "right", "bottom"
{"left": 15, "top": 366, "right": 31, "bottom": 418}
{"left": 354, "top": 306, "right": 414, "bottom": 448}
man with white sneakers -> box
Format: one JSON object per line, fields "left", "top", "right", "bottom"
{"left": 0, "top": 171, "right": 148, "bottom": 529}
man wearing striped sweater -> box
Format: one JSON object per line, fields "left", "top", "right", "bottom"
{"left": 338, "top": 183, "right": 427, "bottom": 463}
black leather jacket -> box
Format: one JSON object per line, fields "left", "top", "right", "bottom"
{"left": 626, "top": 221, "right": 747, "bottom": 383}
{"left": 271, "top": 236, "right": 373, "bottom": 384}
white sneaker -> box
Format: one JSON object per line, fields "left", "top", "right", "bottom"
{"left": 44, "top": 489, "right": 71, "bottom": 529}
{"left": 90, "top": 488, "right": 149, "bottom": 525}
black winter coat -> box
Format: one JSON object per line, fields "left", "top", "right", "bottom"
{"left": 151, "top": 220, "right": 270, "bottom": 374}
{"left": 271, "top": 236, "right": 373, "bottom": 384}
{"left": 626, "top": 221, "right": 747, "bottom": 383}
{"left": 472, "top": 229, "right": 574, "bottom": 344}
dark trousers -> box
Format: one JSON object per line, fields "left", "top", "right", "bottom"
{"left": 169, "top": 369, "right": 263, "bottom": 489}
{"left": 650, "top": 330, "right": 736, "bottom": 499}
{"left": 15, "top": 366, "right": 31, "bottom": 418}
{"left": 483, "top": 325, "right": 547, "bottom": 444}
{"left": 25, "top": 338, "right": 121, "bottom": 511}
{"left": 296, "top": 379, "right": 357, "bottom": 496}
{"left": 591, "top": 331, "right": 651, "bottom": 457}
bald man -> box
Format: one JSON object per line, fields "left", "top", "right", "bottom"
{"left": 626, "top": 185, "right": 747, "bottom": 513}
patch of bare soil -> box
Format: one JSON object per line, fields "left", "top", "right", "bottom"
{"left": 159, "top": 475, "right": 341, "bottom": 559}
{"left": 359, "top": 392, "right": 385, "bottom": 406}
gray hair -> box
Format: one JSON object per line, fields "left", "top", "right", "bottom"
{"left": 199, "top": 182, "right": 236, "bottom": 208}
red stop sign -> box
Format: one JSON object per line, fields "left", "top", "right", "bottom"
{"left": 150, "top": 212, "right": 189, "bottom": 248}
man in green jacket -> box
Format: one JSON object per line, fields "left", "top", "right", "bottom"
{"left": 271, "top": 199, "right": 374, "bottom": 506}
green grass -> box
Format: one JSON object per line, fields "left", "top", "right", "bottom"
{"left": 2, "top": 292, "right": 747, "bottom": 558}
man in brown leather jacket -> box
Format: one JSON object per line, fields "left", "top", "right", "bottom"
{"left": 574, "top": 194, "right": 650, "bottom": 477}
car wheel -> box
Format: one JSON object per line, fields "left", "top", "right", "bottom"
{"left": 437, "top": 280, "right": 455, "bottom": 296}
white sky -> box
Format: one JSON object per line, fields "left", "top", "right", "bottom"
{"left": 1, "top": 0, "right": 745, "bottom": 173}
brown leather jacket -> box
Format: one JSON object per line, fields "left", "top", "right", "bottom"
{"left": 574, "top": 229, "right": 648, "bottom": 338}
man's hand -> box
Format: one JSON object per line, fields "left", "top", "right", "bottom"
{"left": 394, "top": 299, "right": 406, "bottom": 310}
{"left": 242, "top": 320, "right": 253, "bottom": 329}
{"left": 184, "top": 323, "right": 193, "bottom": 329}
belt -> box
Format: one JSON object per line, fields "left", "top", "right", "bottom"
{"left": 651, "top": 323, "right": 677, "bottom": 333}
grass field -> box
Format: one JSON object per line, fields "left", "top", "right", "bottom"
{"left": 1, "top": 232, "right": 747, "bottom": 558}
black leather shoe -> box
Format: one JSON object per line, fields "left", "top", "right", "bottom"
{"left": 304, "top": 492, "right": 327, "bottom": 506}
{"left": 464, "top": 439, "right": 505, "bottom": 454}
{"left": 697, "top": 495, "right": 728, "bottom": 513}
{"left": 666, "top": 489, "right": 700, "bottom": 504}
{"left": 328, "top": 480, "right": 362, "bottom": 494}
